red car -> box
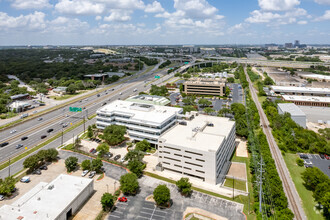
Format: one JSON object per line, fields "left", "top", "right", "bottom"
{"left": 325, "top": 154, "right": 330, "bottom": 160}
{"left": 118, "top": 197, "right": 127, "bottom": 202}
{"left": 89, "top": 148, "right": 95, "bottom": 153}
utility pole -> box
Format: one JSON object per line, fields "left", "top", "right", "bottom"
{"left": 233, "top": 177, "right": 235, "bottom": 200}
{"left": 61, "top": 127, "right": 63, "bottom": 146}
{"left": 256, "top": 157, "right": 265, "bottom": 216}
{"left": 8, "top": 157, "right": 11, "bottom": 177}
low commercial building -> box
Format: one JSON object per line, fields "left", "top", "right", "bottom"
{"left": 277, "top": 103, "right": 306, "bottom": 128}
{"left": 300, "top": 74, "right": 330, "bottom": 82}
{"left": 53, "top": 86, "right": 67, "bottom": 94}
{"left": 271, "top": 86, "right": 330, "bottom": 97}
{"left": 158, "top": 114, "right": 236, "bottom": 185}
{"left": 10, "top": 93, "right": 30, "bottom": 101}
{"left": 96, "top": 100, "right": 182, "bottom": 144}
{"left": 282, "top": 95, "right": 330, "bottom": 107}
{"left": 126, "top": 95, "right": 170, "bottom": 106}
{"left": 0, "top": 174, "right": 93, "bottom": 220}
{"left": 183, "top": 78, "right": 226, "bottom": 96}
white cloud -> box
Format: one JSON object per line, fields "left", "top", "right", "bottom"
{"left": 95, "top": 16, "right": 102, "bottom": 21}
{"left": 246, "top": 10, "right": 281, "bottom": 23}
{"left": 0, "top": 11, "right": 46, "bottom": 31}
{"left": 11, "top": 0, "right": 52, "bottom": 10}
{"left": 48, "top": 17, "right": 89, "bottom": 33}
{"left": 145, "top": 1, "right": 164, "bottom": 13}
{"left": 173, "top": 0, "right": 221, "bottom": 19}
{"left": 55, "top": 0, "right": 105, "bottom": 15}
{"left": 258, "top": 0, "right": 300, "bottom": 11}
{"left": 314, "top": 10, "right": 330, "bottom": 21}
{"left": 314, "top": 0, "right": 330, "bottom": 5}
{"left": 97, "top": 0, "right": 145, "bottom": 10}
{"left": 297, "top": 20, "right": 307, "bottom": 24}
{"left": 104, "top": 10, "right": 132, "bottom": 22}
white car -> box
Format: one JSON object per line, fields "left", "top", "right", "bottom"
{"left": 304, "top": 160, "right": 313, "bottom": 165}
{"left": 0, "top": 195, "right": 4, "bottom": 201}
{"left": 10, "top": 129, "right": 17, "bottom": 134}
{"left": 81, "top": 170, "right": 89, "bottom": 177}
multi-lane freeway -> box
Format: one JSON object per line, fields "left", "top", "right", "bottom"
{"left": 0, "top": 61, "right": 181, "bottom": 179}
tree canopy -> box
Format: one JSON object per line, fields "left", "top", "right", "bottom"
{"left": 65, "top": 156, "right": 78, "bottom": 172}
{"left": 97, "top": 143, "right": 109, "bottom": 157}
{"left": 175, "top": 177, "right": 192, "bottom": 196}
{"left": 120, "top": 173, "right": 139, "bottom": 195}
{"left": 101, "top": 193, "right": 115, "bottom": 211}
{"left": 128, "top": 159, "right": 146, "bottom": 177}
{"left": 153, "top": 184, "right": 171, "bottom": 206}
{"left": 135, "top": 140, "right": 151, "bottom": 152}
{"left": 101, "top": 125, "right": 126, "bottom": 146}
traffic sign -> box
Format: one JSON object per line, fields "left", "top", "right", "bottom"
{"left": 184, "top": 62, "right": 189, "bottom": 64}
{"left": 70, "top": 123, "right": 72, "bottom": 125}
{"left": 155, "top": 75, "right": 160, "bottom": 79}
{"left": 69, "top": 107, "right": 82, "bottom": 112}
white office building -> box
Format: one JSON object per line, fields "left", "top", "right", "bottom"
{"left": 278, "top": 103, "right": 306, "bottom": 128}
{"left": 158, "top": 114, "right": 236, "bottom": 185}
{"left": 96, "top": 100, "right": 183, "bottom": 144}
{"left": 0, "top": 174, "right": 93, "bottom": 220}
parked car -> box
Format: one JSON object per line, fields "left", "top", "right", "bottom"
{"left": 0, "top": 142, "right": 9, "bottom": 148}
{"left": 10, "top": 129, "right": 17, "bottom": 134}
{"left": 305, "top": 164, "right": 314, "bottom": 168}
{"left": 97, "top": 94, "right": 100, "bottom": 97}
{"left": 304, "top": 160, "right": 313, "bottom": 165}
{"left": 33, "top": 169, "right": 41, "bottom": 175}
{"left": 114, "top": 155, "right": 121, "bottom": 161}
{"left": 21, "top": 136, "right": 28, "bottom": 141}
{"left": 89, "top": 148, "right": 95, "bottom": 153}
{"left": 88, "top": 171, "right": 96, "bottom": 178}
{"left": 299, "top": 154, "right": 308, "bottom": 159}
{"left": 120, "top": 157, "right": 126, "bottom": 163}
{"left": 119, "top": 92, "right": 122, "bottom": 95}
{"left": 41, "top": 135, "right": 47, "bottom": 139}
{"left": 37, "top": 117, "right": 43, "bottom": 121}
{"left": 81, "top": 170, "right": 89, "bottom": 177}
{"left": 40, "top": 165, "right": 47, "bottom": 170}
{"left": 47, "top": 128, "right": 54, "bottom": 133}
{"left": 0, "top": 195, "right": 4, "bottom": 201}
{"left": 15, "top": 144, "right": 23, "bottom": 149}
{"left": 105, "top": 152, "right": 113, "bottom": 158}
{"left": 95, "top": 139, "right": 101, "bottom": 143}
{"left": 118, "top": 197, "right": 127, "bottom": 202}
{"left": 325, "top": 154, "right": 330, "bottom": 160}
{"left": 20, "top": 176, "right": 30, "bottom": 183}
{"left": 102, "top": 102, "right": 107, "bottom": 106}
{"left": 91, "top": 149, "right": 97, "bottom": 154}
{"left": 319, "top": 154, "right": 325, "bottom": 159}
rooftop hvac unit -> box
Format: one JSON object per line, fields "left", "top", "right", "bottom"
{"left": 48, "top": 184, "right": 54, "bottom": 190}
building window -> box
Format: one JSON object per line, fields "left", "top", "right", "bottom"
{"left": 163, "top": 162, "right": 170, "bottom": 165}
{"left": 174, "top": 153, "right": 182, "bottom": 157}
{"left": 184, "top": 167, "right": 191, "bottom": 170}
{"left": 163, "top": 151, "right": 170, "bottom": 154}
{"left": 174, "top": 164, "right": 182, "bottom": 168}
{"left": 196, "top": 170, "right": 205, "bottom": 173}
{"left": 164, "top": 146, "right": 181, "bottom": 151}
{"left": 183, "top": 156, "right": 192, "bottom": 159}
{"left": 185, "top": 150, "right": 203, "bottom": 156}
{"left": 185, "top": 161, "right": 203, "bottom": 167}
{"left": 164, "top": 156, "right": 181, "bottom": 162}
{"left": 159, "top": 156, "right": 162, "bottom": 158}
{"left": 196, "top": 158, "right": 205, "bottom": 162}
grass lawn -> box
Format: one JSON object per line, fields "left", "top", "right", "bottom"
{"left": 50, "top": 92, "right": 83, "bottom": 100}
{"left": 224, "top": 178, "right": 246, "bottom": 191}
{"left": 283, "top": 153, "right": 324, "bottom": 220}
{"left": 257, "top": 96, "right": 267, "bottom": 104}
{"left": 0, "top": 112, "right": 18, "bottom": 119}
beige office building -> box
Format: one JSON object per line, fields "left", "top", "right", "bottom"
{"left": 183, "top": 78, "right": 226, "bottom": 96}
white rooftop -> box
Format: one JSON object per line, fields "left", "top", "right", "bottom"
{"left": 0, "top": 174, "right": 93, "bottom": 220}
{"left": 97, "top": 100, "right": 182, "bottom": 125}
{"left": 303, "top": 74, "right": 330, "bottom": 80}
{"left": 271, "top": 86, "right": 330, "bottom": 94}
{"left": 282, "top": 95, "right": 330, "bottom": 103}
{"left": 126, "top": 95, "right": 170, "bottom": 106}
{"left": 159, "top": 115, "right": 235, "bottom": 152}
{"left": 278, "top": 103, "right": 306, "bottom": 116}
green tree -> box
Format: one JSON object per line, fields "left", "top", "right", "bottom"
{"left": 0, "top": 176, "right": 16, "bottom": 196}
{"left": 198, "top": 98, "right": 211, "bottom": 107}
{"left": 128, "top": 160, "right": 146, "bottom": 177}
{"left": 149, "top": 85, "right": 168, "bottom": 96}
{"left": 96, "top": 143, "right": 109, "bottom": 157}
{"left": 227, "top": 77, "right": 235, "bottom": 83}
{"left": 65, "top": 156, "right": 78, "bottom": 172}
{"left": 135, "top": 140, "right": 151, "bottom": 152}
{"left": 37, "top": 150, "right": 47, "bottom": 163}
{"left": 296, "top": 158, "right": 304, "bottom": 167}
{"left": 87, "top": 125, "right": 93, "bottom": 139}
{"left": 44, "top": 148, "right": 59, "bottom": 162}
{"left": 91, "top": 158, "right": 103, "bottom": 172}
{"left": 120, "top": 173, "right": 139, "bottom": 195}
{"left": 302, "top": 167, "right": 329, "bottom": 191}
{"left": 183, "top": 105, "right": 196, "bottom": 114}
{"left": 225, "top": 87, "right": 231, "bottom": 97}
{"left": 175, "top": 178, "right": 192, "bottom": 196}
{"left": 100, "top": 193, "right": 115, "bottom": 211}
{"left": 101, "top": 125, "right": 126, "bottom": 146}
{"left": 81, "top": 159, "right": 91, "bottom": 170}
{"left": 66, "top": 84, "right": 77, "bottom": 94}
{"left": 203, "top": 107, "right": 214, "bottom": 115}
{"left": 264, "top": 76, "right": 274, "bottom": 85}
{"left": 23, "top": 154, "right": 40, "bottom": 171}
{"left": 313, "top": 181, "right": 330, "bottom": 204}
{"left": 153, "top": 184, "right": 170, "bottom": 206}
{"left": 182, "top": 96, "right": 195, "bottom": 105}
{"left": 125, "top": 149, "right": 145, "bottom": 162}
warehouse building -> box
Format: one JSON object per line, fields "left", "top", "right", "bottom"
{"left": 278, "top": 103, "right": 306, "bottom": 128}
{"left": 96, "top": 100, "right": 182, "bottom": 144}
{"left": 271, "top": 86, "right": 330, "bottom": 97}
{"left": 183, "top": 78, "right": 226, "bottom": 96}
{"left": 0, "top": 174, "right": 93, "bottom": 220}
{"left": 157, "top": 114, "right": 236, "bottom": 185}
{"left": 282, "top": 95, "right": 330, "bottom": 107}
{"left": 126, "top": 94, "right": 170, "bottom": 106}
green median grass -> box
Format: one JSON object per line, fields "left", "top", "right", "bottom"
{"left": 224, "top": 178, "right": 246, "bottom": 191}
{"left": 283, "top": 153, "right": 324, "bottom": 220}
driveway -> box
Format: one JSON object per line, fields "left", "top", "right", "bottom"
{"left": 305, "top": 154, "right": 330, "bottom": 178}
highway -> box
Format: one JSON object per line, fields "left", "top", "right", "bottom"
{"left": 244, "top": 67, "right": 306, "bottom": 220}
{"left": 0, "top": 61, "right": 180, "bottom": 176}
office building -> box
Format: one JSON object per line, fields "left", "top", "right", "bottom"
{"left": 284, "top": 43, "right": 293, "bottom": 48}
{"left": 183, "top": 78, "right": 226, "bottom": 96}
{"left": 271, "top": 86, "right": 330, "bottom": 97}
{"left": 277, "top": 103, "right": 306, "bottom": 128}
{"left": 96, "top": 100, "right": 182, "bottom": 144}
{"left": 0, "top": 174, "right": 93, "bottom": 220}
{"left": 158, "top": 114, "right": 236, "bottom": 185}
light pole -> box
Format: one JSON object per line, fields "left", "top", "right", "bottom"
{"left": 106, "top": 184, "right": 109, "bottom": 193}
{"left": 8, "top": 157, "right": 11, "bottom": 177}
{"left": 114, "top": 181, "right": 117, "bottom": 192}
{"left": 61, "top": 127, "right": 64, "bottom": 146}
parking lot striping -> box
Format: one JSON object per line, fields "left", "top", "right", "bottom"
{"left": 137, "top": 216, "right": 150, "bottom": 220}
{"left": 109, "top": 214, "right": 121, "bottom": 218}
{"left": 149, "top": 206, "right": 157, "bottom": 220}
{"left": 113, "top": 210, "right": 124, "bottom": 214}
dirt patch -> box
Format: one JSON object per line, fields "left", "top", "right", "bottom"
{"left": 226, "top": 162, "right": 247, "bottom": 181}
{"left": 236, "top": 138, "right": 248, "bottom": 158}
{"left": 183, "top": 207, "right": 228, "bottom": 220}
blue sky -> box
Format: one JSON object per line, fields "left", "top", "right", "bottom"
{"left": 0, "top": 0, "right": 329, "bottom": 45}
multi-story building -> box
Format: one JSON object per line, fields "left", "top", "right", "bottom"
{"left": 96, "top": 100, "right": 182, "bottom": 144}
{"left": 278, "top": 103, "right": 306, "bottom": 128}
{"left": 183, "top": 78, "right": 226, "bottom": 96}
{"left": 157, "top": 114, "right": 236, "bottom": 185}
{"left": 126, "top": 94, "right": 170, "bottom": 106}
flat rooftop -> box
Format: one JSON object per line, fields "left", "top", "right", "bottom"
{"left": 278, "top": 103, "right": 306, "bottom": 116}
{"left": 159, "top": 115, "right": 235, "bottom": 152}
{"left": 0, "top": 174, "right": 93, "bottom": 220}
{"left": 126, "top": 95, "right": 170, "bottom": 106}
{"left": 282, "top": 95, "right": 330, "bottom": 103}
{"left": 184, "top": 78, "right": 225, "bottom": 85}
{"left": 97, "top": 100, "right": 182, "bottom": 125}
{"left": 302, "top": 74, "right": 330, "bottom": 80}
{"left": 271, "top": 86, "right": 330, "bottom": 94}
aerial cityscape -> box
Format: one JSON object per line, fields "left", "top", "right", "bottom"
{"left": 0, "top": 1, "right": 329, "bottom": 220}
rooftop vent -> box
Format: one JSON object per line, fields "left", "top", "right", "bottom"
{"left": 48, "top": 184, "right": 54, "bottom": 190}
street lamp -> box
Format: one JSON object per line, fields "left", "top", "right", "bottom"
{"left": 106, "top": 184, "right": 109, "bottom": 193}
{"left": 114, "top": 181, "right": 117, "bottom": 192}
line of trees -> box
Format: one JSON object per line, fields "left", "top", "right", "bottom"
{"left": 137, "top": 57, "right": 158, "bottom": 66}
{"left": 23, "top": 148, "right": 59, "bottom": 172}
{"left": 159, "top": 60, "right": 171, "bottom": 69}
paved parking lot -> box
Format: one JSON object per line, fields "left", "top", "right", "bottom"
{"left": 108, "top": 176, "right": 245, "bottom": 220}
{"left": 305, "top": 154, "right": 330, "bottom": 178}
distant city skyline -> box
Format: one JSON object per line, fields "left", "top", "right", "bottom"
{"left": 0, "top": 0, "right": 329, "bottom": 45}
